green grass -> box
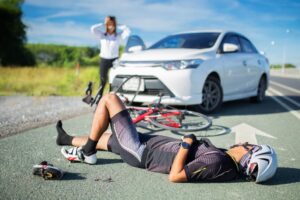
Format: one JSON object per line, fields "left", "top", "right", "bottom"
{"left": 0, "top": 67, "right": 104, "bottom": 96}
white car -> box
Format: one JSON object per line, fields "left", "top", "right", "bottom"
{"left": 109, "top": 30, "right": 270, "bottom": 113}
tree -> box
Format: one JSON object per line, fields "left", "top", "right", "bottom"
{"left": 0, "top": 0, "right": 35, "bottom": 66}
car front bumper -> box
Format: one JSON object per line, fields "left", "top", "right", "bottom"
{"left": 109, "top": 66, "right": 204, "bottom": 105}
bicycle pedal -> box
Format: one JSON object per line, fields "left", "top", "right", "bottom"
{"left": 82, "top": 95, "right": 94, "bottom": 104}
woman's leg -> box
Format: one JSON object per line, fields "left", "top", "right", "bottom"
{"left": 99, "top": 58, "right": 112, "bottom": 95}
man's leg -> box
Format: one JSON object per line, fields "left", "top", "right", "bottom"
{"left": 56, "top": 119, "right": 111, "bottom": 151}
{"left": 57, "top": 93, "right": 126, "bottom": 153}
{"left": 68, "top": 133, "right": 112, "bottom": 151}
{"left": 81, "top": 93, "right": 127, "bottom": 156}
{"left": 58, "top": 93, "right": 145, "bottom": 166}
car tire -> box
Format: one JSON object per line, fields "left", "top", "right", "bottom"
{"left": 196, "top": 76, "right": 223, "bottom": 114}
{"left": 251, "top": 76, "right": 267, "bottom": 103}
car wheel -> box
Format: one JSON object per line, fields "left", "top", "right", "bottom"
{"left": 251, "top": 76, "right": 266, "bottom": 103}
{"left": 197, "top": 76, "right": 223, "bottom": 113}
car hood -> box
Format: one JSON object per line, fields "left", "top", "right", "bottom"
{"left": 121, "top": 48, "right": 213, "bottom": 61}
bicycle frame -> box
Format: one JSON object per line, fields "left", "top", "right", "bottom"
{"left": 129, "top": 106, "right": 183, "bottom": 128}
{"left": 82, "top": 78, "right": 213, "bottom": 132}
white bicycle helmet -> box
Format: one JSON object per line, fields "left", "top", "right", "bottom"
{"left": 239, "top": 144, "right": 277, "bottom": 183}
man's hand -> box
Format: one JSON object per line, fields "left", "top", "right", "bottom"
{"left": 168, "top": 135, "right": 196, "bottom": 183}
{"left": 183, "top": 138, "right": 193, "bottom": 145}
{"left": 182, "top": 134, "right": 197, "bottom": 144}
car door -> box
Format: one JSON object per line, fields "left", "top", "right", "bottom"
{"left": 218, "top": 34, "right": 249, "bottom": 97}
{"left": 239, "top": 36, "right": 261, "bottom": 92}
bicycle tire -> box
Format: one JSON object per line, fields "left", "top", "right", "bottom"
{"left": 148, "top": 109, "right": 212, "bottom": 132}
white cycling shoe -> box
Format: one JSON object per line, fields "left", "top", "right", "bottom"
{"left": 61, "top": 146, "right": 97, "bottom": 165}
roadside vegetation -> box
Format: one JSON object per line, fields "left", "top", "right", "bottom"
{"left": 26, "top": 44, "right": 100, "bottom": 67}
{"left": 0, "top": 67, "right": 99, "bottom": 96}
{"left": 270, "top": 63, "right": 297, "bottom": 69}
{"left": 0, "top": 44, "right": 124, "bottom": 96}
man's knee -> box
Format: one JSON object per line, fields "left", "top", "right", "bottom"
{"left": 107, "top": 93, "right": 120, "bottom": 103}
{"left": 103, "top": 93, "right": 119, "bottom": 105}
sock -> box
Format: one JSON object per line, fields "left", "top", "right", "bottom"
{"left": 56, "top": 120, "right": 73, "bottom": 145}
{"left": 82, "top": 138, "right": 97, "bottom": 156}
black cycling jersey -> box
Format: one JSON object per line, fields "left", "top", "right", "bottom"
{"left": 108, "top": 132, "right": 239, "bottom": 182}
{"left": 142, "top": 136, "right": 239, "bottom": 182}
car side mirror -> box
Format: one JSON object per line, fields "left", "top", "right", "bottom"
{"left": 260, "top": 51, "right": 266, "bottom": 55}
{"left": 223, "top": 43, "right": 239, "bottom": 53}
{"left": 128, "top": 45, "right": 143, "bottom": 53}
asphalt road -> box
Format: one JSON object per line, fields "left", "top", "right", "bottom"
{"left": 0, "top": 72, "right": 299, "bottom": 200}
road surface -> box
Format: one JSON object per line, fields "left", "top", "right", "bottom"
{"left": 0, "top": 71, "right": 299, "bottom": 200}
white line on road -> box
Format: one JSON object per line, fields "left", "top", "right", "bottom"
{"left": 232, "top": 123, "right": 276, "bottom": 144}
{"left": 268, "top": 87, "right": 300, "bottom": 107}
{"left": 270, "top": 81, "right": 300, "bottom": 94}
{"left": 267, "top": 91, "right": 300, "bottom": 120}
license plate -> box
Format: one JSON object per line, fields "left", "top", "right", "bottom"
{"left": 122, "top": 77, "right": 145, "bottom": 91}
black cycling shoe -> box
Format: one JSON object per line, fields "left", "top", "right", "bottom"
{"left": 33, "top": 161, "right": 64, "bottom": 180}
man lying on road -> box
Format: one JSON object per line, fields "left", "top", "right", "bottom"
{"left": 56, "top": 93, "right": 277, "bottom": 183}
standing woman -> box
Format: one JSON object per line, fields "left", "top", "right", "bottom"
{"left": 91, "top": 16, "right": 131, "bottom": 95}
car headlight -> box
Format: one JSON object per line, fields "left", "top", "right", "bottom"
{"left": 162, "top": 59, "right": 203, "bottom": 70}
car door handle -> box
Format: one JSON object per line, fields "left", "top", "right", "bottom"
{"left": 243, "top": 60, "right": 247, "bottom": 66}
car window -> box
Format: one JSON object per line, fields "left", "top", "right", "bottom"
{"left": 240, "top": 37, "right": 258, "bottom": 53}
{"left": 149, "top": 33, "right": 220, "bottom": 50}
{"left": 160, "top": 37, "right": 185, "bottom": 48}
{"left": 223, "top": 35, "right": 241, "bottom": 52}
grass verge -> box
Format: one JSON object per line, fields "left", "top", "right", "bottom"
{"left": 0, "top": 67, "right": 103, "bottom": 96}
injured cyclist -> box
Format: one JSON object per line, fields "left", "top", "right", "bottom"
{"left": 56, "top": 93, "right": 277, "bottom": 183}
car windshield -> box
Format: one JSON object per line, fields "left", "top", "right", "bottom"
{"left": 149, "top": 32, "right": 220, "bottom": 50}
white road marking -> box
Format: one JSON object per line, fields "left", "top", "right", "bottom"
{"left": 270, "top": 81, "right": 300, "bottom": 94}
{"left": 232, "top": 123, "right": 277, "bottom": 145}
{"left": 267, "top": 91, "right": 300, "bottom": 120}
{"left": 268, "top": 87, "right": 300, "bottom": 107}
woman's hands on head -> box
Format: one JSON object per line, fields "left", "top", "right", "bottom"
{"left": 104, "top": 16, "right": 110, "bottom": 24}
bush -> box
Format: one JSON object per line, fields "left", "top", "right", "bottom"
{"left": 270, "top": 63, "right": 297, "bottom": 69}
{"left": 26, "top": 44, "right": 100, "bottom": 67}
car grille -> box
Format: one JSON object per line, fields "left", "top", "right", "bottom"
{"left": 111, "top": 75, "right": 174, "bottom": 97}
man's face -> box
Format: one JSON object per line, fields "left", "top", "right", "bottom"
{"left": 230, "top": 144, "right": 254, "bottom": 152}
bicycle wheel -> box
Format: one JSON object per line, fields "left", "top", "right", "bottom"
{"left": 148, "top": 109, "right": 212, "bottom": 132}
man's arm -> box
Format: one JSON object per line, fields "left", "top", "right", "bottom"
{"left": 168, "top": 137, "right": 194, "bottom": 183}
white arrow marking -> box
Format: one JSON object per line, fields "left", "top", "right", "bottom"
{"left": 232, "top": 123, "right": 277, "bottom": 145}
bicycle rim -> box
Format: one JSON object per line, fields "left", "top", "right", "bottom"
{"left": 149, "top": 109, "right": 212, "bottom": 132}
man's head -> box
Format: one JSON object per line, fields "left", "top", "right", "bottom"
{"left": 231, "top": 143, "right": 277, "bottom": 183}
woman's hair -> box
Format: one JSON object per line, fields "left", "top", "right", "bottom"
{"left": 105, "top": 16, "right": 117, "bottom": 35}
